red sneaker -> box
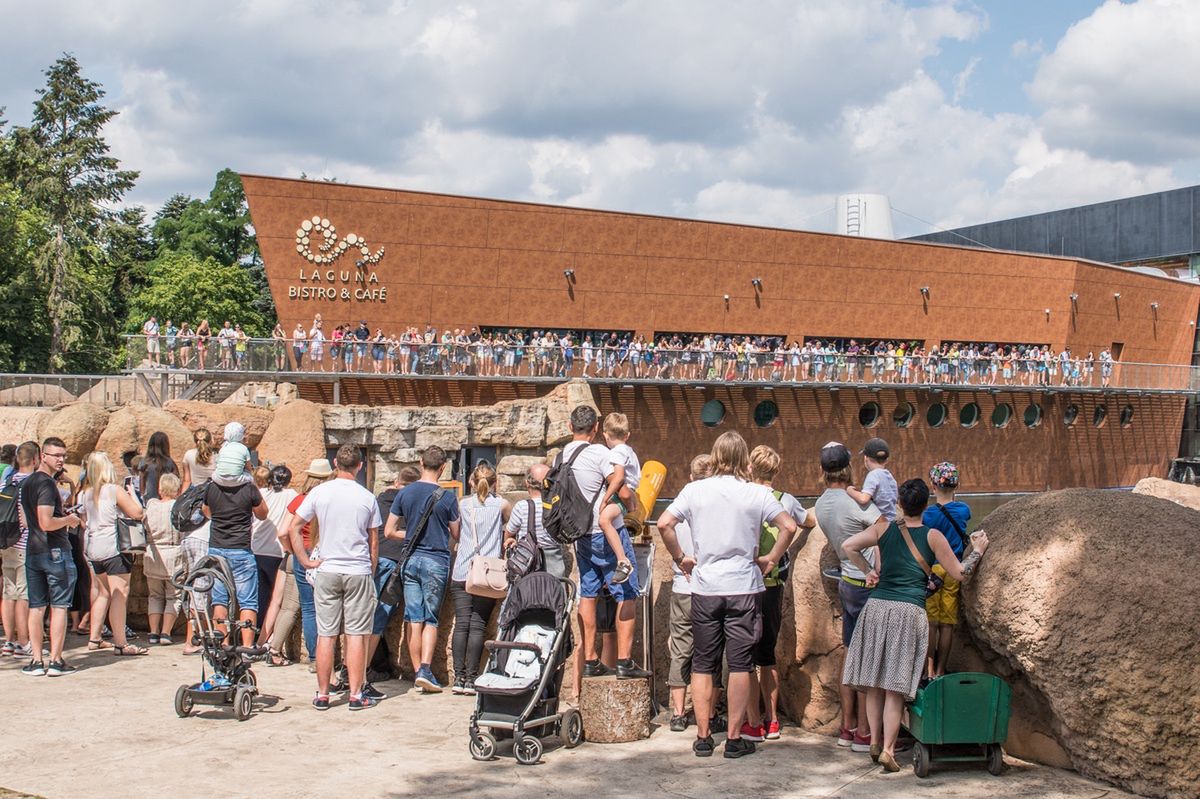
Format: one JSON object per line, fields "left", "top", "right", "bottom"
{"left": 740, "top": 722, "right": 766, "bottom": 742}
{"left": 851, "top": 730, "right": 872, "bottom": 753}
{"left": 765, "top": 720, "right": 781, "bottom": 740}
{"left": 837, "top": 726, "right": 856, "bottom": 747}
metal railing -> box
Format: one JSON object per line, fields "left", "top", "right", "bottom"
{"left": 0, "top": 374, "right": 137, "bottom": 408}
{"left": 120, "top": 335, "right": 1200, "bottom": 394}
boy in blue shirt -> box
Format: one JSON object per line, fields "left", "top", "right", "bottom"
{"left": 923, "top": 461, "right": 971, "bottom": 679}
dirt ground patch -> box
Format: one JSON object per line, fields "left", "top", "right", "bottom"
{"left": 0, "top": 639, "right": 1144, "bottom": 799}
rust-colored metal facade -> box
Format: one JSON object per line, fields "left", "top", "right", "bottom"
{"left": 246, "top": 175, "right": 1200, "bottom": 492}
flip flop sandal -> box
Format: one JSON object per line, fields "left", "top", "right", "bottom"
{"left": 114, "top": 644, "right": 149, "bottom": 656}
{"left": 267, "top": 651, "right": 292, "bottom": 667}
{"left": 87, "top": 639, "right": 114, "bottom": 651}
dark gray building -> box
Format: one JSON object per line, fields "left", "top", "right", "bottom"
{"left": 906, "top": 185, "right": 1200, "bottom": 274}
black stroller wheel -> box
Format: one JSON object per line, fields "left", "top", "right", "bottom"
{"left": 234, "top": 687, "right": 253, "bottom": 721}
{"left": 562, "top": 709, "right": 584, "bottom": 748}
{"left": 514, "top": 734, "right": 543, "bottom": 766}
{"left": 174, "top": 685, "right": 194, "bottom": 718}
{"left": 469, "top": 731, "right": 497, "bottom": 761}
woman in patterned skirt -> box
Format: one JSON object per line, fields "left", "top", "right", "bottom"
{"left": 840, "top": 478, "right": 989, "bottom": 771}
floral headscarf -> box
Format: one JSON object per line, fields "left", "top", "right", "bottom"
{"left": 929, "top": 461, "right": 959, "bottom": 488}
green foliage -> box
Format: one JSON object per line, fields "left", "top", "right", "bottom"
{"left": 126, "top": 251, "right": 268, "bottom": 337}
{"left": 0, "top": 56, "right": 272, "bottom": 374}
{"left": 4, "top": 53, "right": 139, "bottom": 372}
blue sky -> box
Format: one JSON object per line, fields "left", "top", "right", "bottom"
{"left": 2, "top": 1, "right": 1196, "bottom": 238}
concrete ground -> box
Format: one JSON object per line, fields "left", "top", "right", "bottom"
{"left": 1, "top": 640, "right": 1140, "bottom": 799}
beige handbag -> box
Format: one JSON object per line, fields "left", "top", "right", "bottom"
{"left": 465, "top": 505, "right": 507, "bottom": 598}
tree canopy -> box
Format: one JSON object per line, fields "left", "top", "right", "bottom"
{"left": 0, "top": 54, "right": 276, "bottom": 373}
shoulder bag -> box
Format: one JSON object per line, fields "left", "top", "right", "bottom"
{"left": 505, "top": 498, "right": 542, "bottom": 583}
{"left": 465, "top": 503, "right": 508, "bottom": 598}
{"left": 934, "top": 503, "right": 966, "bottom": 558}
{"left": 378, "top": 487, "right": 446, "bottom": 607}
{"left": 895, "top": 522, "right": 943, "bottom": 598}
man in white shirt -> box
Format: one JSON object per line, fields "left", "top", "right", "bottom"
{"left": 657, "top": 431, "right": 798, "bottom": 760}
{"left": 565, "top": 405, "right": 649, "bottom": 680}
{"left": 143, "top": 317, "right": 160, "bottom": 366}
{"left": 288, "top": 445, "right": 381, "bottom": 712}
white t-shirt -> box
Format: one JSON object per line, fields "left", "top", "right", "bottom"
{"left": 82, "top": 484, "right": 120, "bottom": 561}
{"left": 610, "top": 442, "right": 641, "bottom": 491}
{"left": 294, "top": 478, "right": 381, "bottom": 575}
{"left": 506, "top": 495, "right": 556, "bottom": 550}
{"left": 862, "top": 468, "right": 898, "bottom": 521}
{"left": 250, "top": 487, "right": 297, "bottom": 557}
{"left": 669, "top": 519, "right": 695, "bottom": 596}
{"left": 663, "top": 475, "right": 785, "bottom": 597}
{"left": 183, "top": 449, "right": 217, "bottom": 485}
{"left": 562, "top": 439, "right": 621, "bottom": 534}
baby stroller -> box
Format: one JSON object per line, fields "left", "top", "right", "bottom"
{"left": 171, "top": 552, "right": 268, "bottom": 721}
{"left": 468, "top": 572, "right": 583, "bottom": 765}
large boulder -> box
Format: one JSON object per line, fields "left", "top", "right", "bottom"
{"left": 256, "top": 399, "right": 325, "bottom": 488}
{"left": 164, "top": 400, "right": 273, "bottom": 449}
{"left": 94, "top": 403, "right": 194, "bottom": 476}
{"left": 0, "top": 407, "right": 51, "bottom": 448}
{"left": 1131, "top": 476, "right": 1200, "bottom": 512}
{"left": 961, "top": 489, "right": 1200, "bottom": 799}
{"left": 0, "top": 383, "right": 75, "bottom": 407}
{"left": 38, "top": 403, "right": 110, "bottom": 462}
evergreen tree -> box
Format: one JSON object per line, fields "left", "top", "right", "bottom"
{"left": 4, "top": 54, "right": 138, "bottom": 372}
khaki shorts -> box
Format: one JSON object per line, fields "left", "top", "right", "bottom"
{"left": 1, "top": 546, "right": 27, "bottom": 601}
{"left": 667, "top": 591, "right": 693, "bottom": 687}
{"left": 925, "top": 565, "right": 960, "bottom": 625}
{"left": 313, "top": 571, "right": 377, "bottom": 636}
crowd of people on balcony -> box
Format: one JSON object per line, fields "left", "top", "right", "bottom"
{"left": 136, "top": 315, "right": 1118, "bottom": 389}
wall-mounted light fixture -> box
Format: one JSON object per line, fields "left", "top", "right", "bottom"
{"left": 563, "top": 268, "right": 575, "bottom": 279}
{"left": 723, "top": 294, "right": 730, "bottom": 306}
{"left": 1069, "top": 293, "right": 1079, "bottom": 302}
{"left": 1151, "top": 302, "right": 1160, "bottom": 310}
{"left": 751, "top": 278, "right": 763, "bottom": 290}
{"left": 920, "top": 286, "right": 930, "bottom": 297}
{"left": 1113, "top": 292, "right": 1121, "bottom": 300}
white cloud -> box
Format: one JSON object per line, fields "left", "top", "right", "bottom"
{"left": 1030, "top": 0, "right": 1200, "bottom": 162}
{"left": 0, "top": 0, "right": 1193, "bottom": 242}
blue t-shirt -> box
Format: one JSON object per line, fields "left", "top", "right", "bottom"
{"left": 389, "top": 481, "right": 460, "bottom": 567}
{"left": 923, "top": 501, "right": 971, "bottom": 561}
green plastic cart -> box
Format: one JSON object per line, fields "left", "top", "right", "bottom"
{"left": 905, "top": 672, "right": 1012, "bottom": 778}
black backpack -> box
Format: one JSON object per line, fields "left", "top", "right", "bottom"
{"left": 172, "top": 480, "right": 211, "bottom": 534}
{"left": 0, "top": 473, "right": 20, "bottom": 549}
{"left": 541, "top": 445, "right": 605, "bottom": 545}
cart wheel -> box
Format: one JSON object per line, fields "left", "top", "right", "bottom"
{"left": 234, "top": 687, "right": 253, "bottom": 721}
{"left": 174, "top": 685, "right": 194, "bottom": 718}
{"left": 469, "top": 731, "right": 497, "bottom": 761}
{"left": 514, "top": 734, "right": 543, "bottom": 766}
{"left": 912, "top": 742, "right": 931, "bottom": 778}
{"left": 986, "top": 744, "right": 1004, "bottom": 775}
{"left": 562, "top": 709, "right": 584, "bottom": 748}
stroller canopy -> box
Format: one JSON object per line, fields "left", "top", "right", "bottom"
{"left": 499, "top": 572, "right": 569, "bottom": 629}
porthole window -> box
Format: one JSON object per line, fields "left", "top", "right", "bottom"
{"left": 753, "top": 400, "right": 779, "bottom": 428}
{"left": 927, "top": 402, "right": 947, "bottom": 428}
{"left": 1120, "top": 404, "right": 1134, "bottom": 427}
{"left": 1093, "top": 405, "right": 1108, "bottom": 428}
{"left": 859, "top": 401, "right": 881, "bottom": 428}
{"left": 893, "top": 402, "right": 915, "bottom": 428}
{"left": 1023, "top": 403, "right": 1043, "bottom": 428}
{"left": 701, "top": 399, "right": 726, "bottom": 428}
{"left": 959, "top": 403, "right": 980, "bottom": 428}
{"left": 1063, "top": 404, "right": 1080, "bottom": 426}
{"left": 991, "top": 403, "right": 1012, "bottom": 428}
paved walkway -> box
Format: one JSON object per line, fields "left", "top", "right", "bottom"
{"left": 1, "top": 640, "right": 1139, "bottom": 799}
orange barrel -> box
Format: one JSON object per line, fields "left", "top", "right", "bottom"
{"left": 627, "top": 460, "right": 667, "bottom": 537}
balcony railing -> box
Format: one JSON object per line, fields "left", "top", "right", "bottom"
{"left": 119, "top": 335, "right": 1200, "bottom": 394}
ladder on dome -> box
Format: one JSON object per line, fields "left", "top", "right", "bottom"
{"left": 844, "top": 197, "right": 862, "bottom": 236}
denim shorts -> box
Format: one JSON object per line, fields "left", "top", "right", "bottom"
{"left": 402, "top": 554, "right": 448, "bottom": 626}
{"left": 372, "top": 557, "right": 400, "bottom": 634}
{"left": 575, "top": 527, "right": 639, "bottom": 602}
{"left": 208, "top": 546, "right": 259, "bottom": 613}
{"left": 26, "top": 547, "right": 78, "bottom": 610}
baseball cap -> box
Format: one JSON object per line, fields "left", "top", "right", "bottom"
{"left": 861, "top": 437, "right": 890, "bottom": 461}
{"left": 820, "top": 441, "right": 851, "bottom": 471}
